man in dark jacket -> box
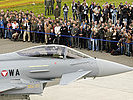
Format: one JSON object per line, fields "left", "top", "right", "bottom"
{"left": 89, "top": 2, "right": 94, "bottom": 22}
{"left": 122, "top": 5, "right": 128, "bottom": 23}
{"left": 0, "top": 16, "right": 4, "bottom": 38}
{"left": 103, "top": 5, "right": 109, "bottom": 23}
{"left": 60, "top": 24, "right": 68, "bottom": 45}
{"left": 82, "top": 2, "right": 89, "bottom": 23}
{"left": 63, "top": 4, "right": 69, "bottom": 21}
{"left": 37, "top": 20, "right": 44, "bottom": 43}
{"left": 31, "top": 20, "right": 37, "bottom": 43}
{"left": 71, "top": 24, "right": 79, "bottom": 47}
{"left": 51, "top": 0, "right": 55, "bottom": 14}
{"left": 44, "top": 0, "right": 51, "bottom": 15}
{"left": 67, "top": 22, "right": 72, "bottom": 47}
{"left": 54, "top": 5, "right": 60, "bottom": 19}
{"left": 72, "top": 1, "right": 77, "bottom": 20}
{"left": 4, "top": 17, "right": 8, "bottom": 39}
{"left": 77, "top": 1, "right": 82, "bottom": 22}
{"left": 56, "top": 0, "right": 62, "bottom": 15}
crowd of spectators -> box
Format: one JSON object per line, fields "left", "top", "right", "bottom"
{"left": 0, "top": 1, "right": 133, "bottom": 57}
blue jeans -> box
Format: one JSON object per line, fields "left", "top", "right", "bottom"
{"left": 64, "top": 12, "right": 68, "bottom": 20}
{"left": 7, "top": 30, "right": 12, "bottom": 39}
{"left": 72, "top": 12, "right": 77, "bottom": 20}
{"left": 68, "top": 37, "right": 72, "bottom": 47}
{"left": 126, "top": 43, "right": 130, "bottom": 56}
{"left": 112, "top": 14, "right": 117, "bottom": 24}
{"left": 78, "top": 14, "right": 82, "bottom": 22}
{"left": 4, "top": 29, "right": 7, "bottom": 38}
{"left": 88, "top": 39, "right": 92, "bottom": 50}
{"left": 92, "top": 13, "right": 94, "bottom": 21}
{"left": 92, "top": 39, "right": 99, "bottom": 51}
{"left": 123, "top": 18, "right": 127, "bottom": 23}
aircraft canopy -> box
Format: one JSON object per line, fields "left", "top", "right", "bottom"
{"left": 17, "top": 45, "right": 90, "bottom": 59}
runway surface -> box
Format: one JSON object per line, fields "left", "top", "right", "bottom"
{"left": 0, "top": 39, "right": 133, "bottom": 100}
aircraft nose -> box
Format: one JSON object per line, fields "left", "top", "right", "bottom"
{"left": 97, "top": 59, "right": 133, "bottom": 77}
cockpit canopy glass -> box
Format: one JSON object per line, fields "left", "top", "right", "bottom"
{"left": 17, "top": 45, "right": 89, "bottom": 59}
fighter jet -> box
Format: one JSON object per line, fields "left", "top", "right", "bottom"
{"left": 0, "top": 44, "right": 132, "bottom": 100}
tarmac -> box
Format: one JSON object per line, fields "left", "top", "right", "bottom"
{"left": 0, "top": 39, "right": 133, "bottom": 100}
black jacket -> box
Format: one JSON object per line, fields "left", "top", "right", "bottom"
{"left": 60, "top": 26, "right": 68, "bottom": 35}
{"left": 72, "top": 3, "right": 77, "bottom": 12}
{"left": 82, "top": 5, "right": 89, "bottom": 15}
{"left": 122, "top": 8, "right": 128, "bottom": 18}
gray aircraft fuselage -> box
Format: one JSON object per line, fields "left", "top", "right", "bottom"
{"left": 0, "top": 58, "right": 97, "bottom": 79}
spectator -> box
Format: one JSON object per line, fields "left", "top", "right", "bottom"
{"left": 56, "top": 0, "right": 62, "bottom": 15}
{"left": 23, "top": 20, "right": 31, "bottom": 42}
{"left": 93, "top": 5, "right": 100, "bottom": 23}
{"left": 44, "top": 21, "right": 52, "bottom": 44}
{"left": 76, "top": 1, "right": 82, "bottom": 21}
{"left": 44, "top": 0, "right": 51, "bottom": 15}
{"left": 7, "top": 20, "right": 12, "bottom": 39}
{"left": 82, "top": 2, "right": 89, "bottom": 23}
{"left": 103, "top": 5, "right": 109, "bottom": 23}
{"left": 37, "top": 20, "right": 43, "bottom": 43}
{"left": 0, "top": 16, "right": 4, "bottom": 38}
{"left": 125, "top": 31, "right": 132, "bottom": 56}
{"left": 111, "top": 5, "right": 117, "bottom": 24}
{"left": 89, "top": 2, "right": 94, "bottom": 22}
{"left": 54, "top": 23, "right": 61, "bottom": 44}
{"left": 54, "top": 5, "right": 60, "bottom": 19}
{"left": 92, "top": 22, "right": 99, "bottom": 51}
{"left": 110, "top": 25, "right": 118, "bottom": 50}
{"left": 122, "top": 5, "right": 128, "bottom": 23}
{"left": 105, "top": 29, "right": 112, "bottom": 52}
{"left": 128, "top": 6, "right": 132, "bottom": 25}
{"left": 31, "top": 20, "right": 37, "bottom": 43}
{"left": 63, "top": 4, "right": 69, "bottom": 21}
{"left": 67, "top": 22, "right": 72, "bottom": 47}
{"left": 12, "top": 20, "right": 19, "bottom": 40}
{"left": 131, "top": 33, "right": 133, "bottom": 56}
{"left": 72, "top": 0, "right": 77, "bottom": 20}
{"left": 71, "top": 24, "right": 79, "bottom": 47}
{"left": 79, "top": 26, "right": 84, "bottom": 49}
{"left": 87, "top": 25, "right": 92, "bottom": 50}
{"left": 4, "top": 16, "right": 8, "bottom": 39}
{"left": 60, "top": 23, "right": 68, "bottom": 45}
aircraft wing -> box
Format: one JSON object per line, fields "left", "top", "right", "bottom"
{"left": 0, "top": 83, "right": 27, "bottom": 93}
{"left": 0, "top": 79, "right": 51, "bottom": 94}
{"left": 60, "top": 70, "right": 91, "bottom": 85}
{"left": 0, "top": 83, "right": 16, "bottom": 93}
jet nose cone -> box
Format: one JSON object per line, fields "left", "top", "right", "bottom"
{"left": 97, "top": 59, "right": 133, "bottom": 77}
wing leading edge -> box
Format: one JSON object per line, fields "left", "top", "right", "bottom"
{"left": 60, "top": 70, "right": 91, "bottom": 85}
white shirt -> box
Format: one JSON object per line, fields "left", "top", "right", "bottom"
{"left": 71, "top": 3, "right": 76, "bottom": 9}
{"left": 55, "top": 26, "right": 61, "bottom": 35}
{"left": 23, "top": 22, "right": 30, "bottom": 31}
{"left": 93, "top": 7, "right": 99, "bottom": 15}
{"left": 63, "top": 6, "right": 69, "bottom": 12}
{"left": 84, "top": 6, "right": 87, "bottom": 14}
{"left": 12, "top": 23, "right": 19, "bottom": 29}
